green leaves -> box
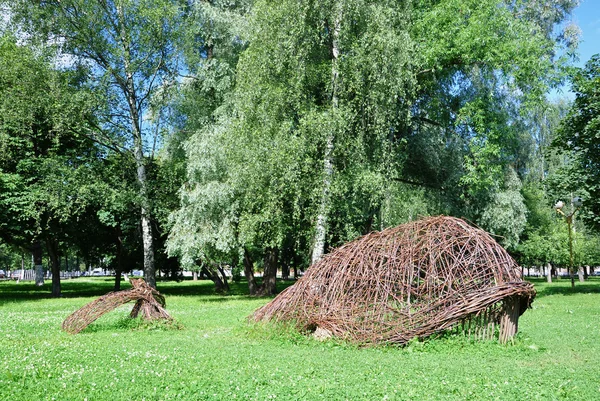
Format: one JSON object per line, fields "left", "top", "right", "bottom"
{"left": 168, "top": 0, "right": 583, "bottom": 271}
{"left": 0, "top": 34, "right": 118, "bottom": 283}
{"left": 479, "top": 168, "right": 528, "bottom": 250}
{"left": 555, "top": 54, "right": 600, "bottom": 232}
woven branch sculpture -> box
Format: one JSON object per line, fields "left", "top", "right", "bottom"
{"left": 62, "top": 278, "right": 172, "bottom": 334}
{"left": 252, "top": 216, "right": 536, "bottom": 345}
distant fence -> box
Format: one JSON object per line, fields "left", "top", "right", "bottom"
{"left": 50, "top": 271, "right": 86, "bottom": 279}
{"left": 8, "top": 269, "right": 86, "bottom": 281}
{"left": 9, "top": 269, "right": 35, "bottom": 280}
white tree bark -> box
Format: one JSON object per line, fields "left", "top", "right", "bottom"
{"left": 117, "top": 3, "right": 156, "bottom": 288}
{"left": 311, "top": 6, "right": 341, "bottom": 265}
{"left": 312, "top": 134, "right": 334, "bottom": 264}
{"left": 132, "top": 119, "right": 156, "bottom": 288}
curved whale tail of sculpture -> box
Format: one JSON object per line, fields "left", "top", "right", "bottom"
{"left": 252, "top": 216, "right": 535, "bottom": 345}
{"left": 62, "top": 278, "right": 172, "bottom": 334}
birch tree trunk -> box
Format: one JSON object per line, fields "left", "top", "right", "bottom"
{"left": 116, "top": 2, "right": 156, "bottom": 288}
{"left": 133, "top": 133, "right": 156, "bottom": 288}
{"left": 311, "top": 6, "right": 342, "bottom": 265}
{"left": 311, "top": 135, "right": 334, "bottom": 265}
{"left": 114, "top": 228, "right": 124, "bottom": 291}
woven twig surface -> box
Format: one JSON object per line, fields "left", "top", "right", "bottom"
{"left": 62, "top": 278, "right": 172, "bottom": 334}
{"left": 252, "top": 216, "right": 535, "bottom": 345}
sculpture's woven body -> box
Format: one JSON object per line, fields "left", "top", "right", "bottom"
{"left": 62, "top": 278, "right": 171, "bottom": 334}
{"left": 253, "top": 216, "right": 535, "bottom": 345}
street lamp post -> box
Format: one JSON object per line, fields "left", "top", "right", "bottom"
{"left": 554, "top": 197, "right": 582, "bottom": 289}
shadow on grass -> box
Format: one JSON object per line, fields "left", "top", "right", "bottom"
{"left": 536, "top": 284, "right": 600, "bottom": 297}
{"left": 5, "top": 276, "right": 598, "bottom": 304}
{"left": 527, "top": 277, "right": 600, "bottom": 297}
{"left": 0, "top": 277, "right": 296, "bottom": 303}
{"left": 0, "top": 280, "right": 120, "bottom": 304}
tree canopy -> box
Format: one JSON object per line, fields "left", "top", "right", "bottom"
{"left": 2, "top": 0, "right": 599, "bottom": 295}
{"left": 556, "top": 54, "right": 600, "bottom": 231}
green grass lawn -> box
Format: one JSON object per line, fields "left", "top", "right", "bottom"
{"left": 1, "top": 277, "right": 599, "bottom": 400}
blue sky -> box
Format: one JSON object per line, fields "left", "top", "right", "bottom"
{"left": 572, "top": 0, "right": 600, "bottom": 67}
{"left": 548, "top": 1, "right": 599, "bottom": 99}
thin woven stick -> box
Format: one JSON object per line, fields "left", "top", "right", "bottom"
{"left": 62, "top": 278, "right": 172, "bottom": 334}
{"left": 252, "top": 216, "right": 535, "bottom": 345}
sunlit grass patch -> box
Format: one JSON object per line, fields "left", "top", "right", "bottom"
{"left": 1, "top": 278, "right": 600, "bottom": 400}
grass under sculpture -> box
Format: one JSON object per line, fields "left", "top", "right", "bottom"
{"left": 62, "top": 278, "right": 172, "bottom": 334}
{"left": 253, "top": 216, "right": 536, "bottom": 345}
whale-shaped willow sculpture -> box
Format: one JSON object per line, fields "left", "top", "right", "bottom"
{"left": 252, "top": 216, "right": 535, "bottom": 345}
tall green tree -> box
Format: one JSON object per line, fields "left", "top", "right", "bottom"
{"left": 0, "top": 35, "right": 99, "bottom": 296}
{"left": 406, "top": 0, "right": 578, "bottom": 244}
{"left": 166, "top": 0, "right": 252, "bottom": 292}
{"left": 556, "top": 54, "right": 600, "bottom": 232}
{"left": 169, "top": 0, "right": 416, "bottom": 294}
{"left": 169, "top": 0, "right": 580, "bottom": 295}
{"left": 7, "top": 0, "right": 186, "bottom": 288}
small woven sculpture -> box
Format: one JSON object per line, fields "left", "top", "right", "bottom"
{"left": 62, "top": 278, "right": 172, "bottom": 334}
{"left": 252, "top": 216, "right": 535, "bottom": 345}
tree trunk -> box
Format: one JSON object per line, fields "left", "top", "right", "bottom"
{"left": 32, "top": 240, "right": 44, "bottom": 286}
{"left": 281, "top": 246, "right": 292, "bottom": 280}
{"left": 311, "top": 134, "right": 333, "bottom": 265}
{"left": 192, "top": 270, "right": 198, "bottom": 281}
{"left": 201, "top": 265, "right": 227, "bottom": 293}
{"left": 114, "top": 229, "right": 123, "bottom": 291}
{"left": 281, "top": 261, "right": 290, "bottom": 280}
{"left": 546, "top": 263, "right": 552, "bottom": 283}
{"left": 244, "top": 248, "right": 258, "bottom": 295}
{"left": 311, "top": 6, "right": 342, "bottom": 265}
{"left": 116, "top": 4, "right": 155, "bottom": 289}
{"left": 134, "top": 137, "right": 155, "bottom": 288}
{"left": 46, "top": 239, "right": 61, "bottom": 297}
{"left": 578, "top": 266, "right": 584, "bottom": 282}
{"left": 217, "top": 265, "right": 230, "bottom": 292}
{"left": 259, "top": 247, "right": 278, "bottom": 296}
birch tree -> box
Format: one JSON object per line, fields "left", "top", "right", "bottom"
{"left": 166, "top": 0, "right": 252, "bottom": 292}
{"left": 236, "top": 0, "right": 415, "bottom": 264}
{"left": 7, "top": 0, "right": 184, "bottom": 288}
{"left": 169, "top": 0, "right": 581, "bottom": 291}
{"left": 168, "top": 0, "right": 415, "bottom": 295}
